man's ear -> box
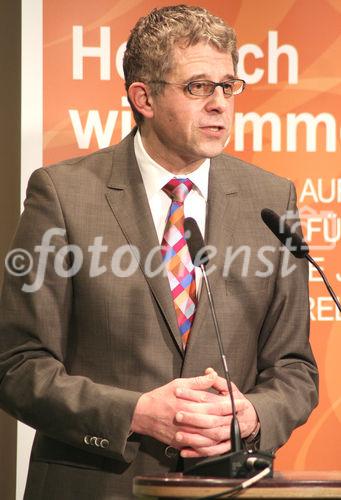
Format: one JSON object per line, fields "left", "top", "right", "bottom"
{"left": 128, "top": 82, "right": 154, "bottom": 119}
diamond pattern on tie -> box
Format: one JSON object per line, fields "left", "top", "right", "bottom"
{"left": 161, "top": 178, "right": 197, "bottom": 348}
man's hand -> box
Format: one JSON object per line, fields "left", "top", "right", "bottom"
{"left": 131, "top": 371, "right": 233, "bottom": 451}
{"left": 175, "top": 368, "right": 259, "bottom": 457}
{"left": 131, "top": 369, "right": 259, "bottom": 458}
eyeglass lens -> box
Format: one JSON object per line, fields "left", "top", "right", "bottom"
{"left": 188, "top": 80, "right": 244, "bottom": 96}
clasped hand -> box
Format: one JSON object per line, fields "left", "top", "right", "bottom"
{"left": 131, "top": 368, "right": 258, "bottom": 458}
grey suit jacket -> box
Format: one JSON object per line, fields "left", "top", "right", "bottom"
{"left": 0, "top": 130, "right": 318, "bottom": 499}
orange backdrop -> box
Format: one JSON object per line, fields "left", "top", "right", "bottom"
{"left": 43, "top": 0, "right": 341, "bottom": 470}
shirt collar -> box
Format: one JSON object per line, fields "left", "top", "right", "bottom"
{"left": 134, "top": 129, "right": 210, "bottom": 201}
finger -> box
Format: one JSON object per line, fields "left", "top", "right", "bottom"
{"left": 175, "top": 431, "right": 219, "bottom": 448}
{"left": 211, "top": 378, "right": 243, "bottom": 397}
{"left": 175, "top": 386, "right": 226, "bottom": 403}
{"left": 235, "top": 398, "right": 250, "bottom": 413}
{"left": 180, "top": 440, "right": 231, "bottom": 458}
{"left": 178, "top": 395, "right": 248, "bottom": 417}
{"left": 209, "top": 374, "right": 229, "bottom": 394}
{"left": 230, "top": 382, "right": 243, "bottom": 398}
{"left": 180, "top": 397, "right": 234, "bottom": 416}
{"left": 175, "top": 410, "right": 231, "bottom": 428}
{"left": 204, "top": 368, "right": 227, "bottom": 393}
{"left": 204, "top": 369, "right": 242, "bottom": 396}
{"left": 176, "top": 425, "right": 230, "bottom": 443}
{"left": 178, "top": 372, "right": 218, "bottom": 392}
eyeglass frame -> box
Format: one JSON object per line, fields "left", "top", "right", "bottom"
{"left": 148, "top": 78, "right": 246, "bottom": 97}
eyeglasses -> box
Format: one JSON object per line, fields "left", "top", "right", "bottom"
{"left": 149, "top": 79, "right": 246, "bottom": 97}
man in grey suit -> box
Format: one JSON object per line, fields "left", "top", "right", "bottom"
{"left": 0, "top": 5, "right": 318, "bottom": 499}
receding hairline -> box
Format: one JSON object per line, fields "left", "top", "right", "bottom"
{"left": 169, "top": 40, "right": 236, "bottom": 74}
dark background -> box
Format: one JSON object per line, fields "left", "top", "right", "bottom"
{"left": 0, "top": 0, "right": 21, "bottom": 498}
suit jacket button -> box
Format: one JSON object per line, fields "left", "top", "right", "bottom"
{"left": 90, "top": 437, "right": 97, "bottom": 446}
{"left": 100, "top": 439, "right": 110, "bottom": 449}
{"left": 165, "top": 446, "right": 178, "bottom": 459}
{"left": 84, "top": 435, "right": 91, "bottom": 445}
{"left": 95, "top": 437, "right": 101, "bottom": 447}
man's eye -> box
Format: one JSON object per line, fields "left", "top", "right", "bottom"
{"left": 192, "top": 82, "right": 205, "bottom": 90}
{"left": 223, "top": 82, "right": 233, "bottom": 92}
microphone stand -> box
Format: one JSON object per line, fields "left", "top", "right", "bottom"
{"left": 261, "top": 208, "right": 341, "bottom": 313}
{"left": 183, "top": 263, "right": 274, "bottom": 478}
{"left": 201, "top": 265, "right": 242, "bottom": 454}
{"left": 305, "top": 254, "right": 341, "bottom": 312}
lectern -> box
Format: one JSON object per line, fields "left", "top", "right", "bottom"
{"left": 133, "top": 471, "right": 341, "bottom": 498}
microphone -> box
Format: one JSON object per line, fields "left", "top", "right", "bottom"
{"left": 261, "top": 208, "right": 341, "bottom": 312}
{"left": 261, "top": 208, "right": 308, "bottom": 258}
{"left": 184, "top": 218, "right": 210, "bottom": 267}
{"left": 184, "top": 217, "right": 242, "bottom": 454}
{"left": 182, "top": 217, "right": 274, "bottom": 478}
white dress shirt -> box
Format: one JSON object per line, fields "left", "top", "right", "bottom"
{"left": 134, "top": 129, "right": 210, "bottom": 296}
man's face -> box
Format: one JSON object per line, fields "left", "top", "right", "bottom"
{"left": 143, "top": 42, "right": 235, "bottom": 172}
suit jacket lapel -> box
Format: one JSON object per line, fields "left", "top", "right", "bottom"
{"left": 183, "top": 154, "right": 240, "bottom": 359}
{"left": 105, "top": 131, "right": 184, "bottom": 356}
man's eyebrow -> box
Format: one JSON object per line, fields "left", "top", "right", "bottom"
{"left": 183, "top": 73, "right": 235, "bottom": 82}
{"left": 184, "top": 73, "right": 208, "bottom": 82}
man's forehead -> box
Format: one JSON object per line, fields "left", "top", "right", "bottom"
{"left": 170, "top": 42, "right": 234, "bottom": 78}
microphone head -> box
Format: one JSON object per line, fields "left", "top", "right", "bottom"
{"left": 261, "top": 208, "right": 309, "bottom": 258}
{"left": 184, "top": 217, "right": 210, "bottom": 267}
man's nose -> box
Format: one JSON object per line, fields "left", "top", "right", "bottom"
{"left": 205, "top": 87, "right": 231, "bottom": 113}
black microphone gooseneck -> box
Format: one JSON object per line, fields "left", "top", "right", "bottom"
{"left": 184, "top": 217, "right": 242, "bottom": 453}
{"left": 183, "top": 217, "right": 274, "bottom": 479}
{"left": 261, "top": 208, "right": 341, "bottom": 312}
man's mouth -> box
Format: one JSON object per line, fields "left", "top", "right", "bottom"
{"left": 200, "top": 125, "right": 226, "bottom": 136}
{"left": 201, "top": 125, "right": 224, "bottom": 130}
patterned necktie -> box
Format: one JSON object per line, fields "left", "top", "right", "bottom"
{"left": 161, "top": 178, "right": 197, "bottom": 348}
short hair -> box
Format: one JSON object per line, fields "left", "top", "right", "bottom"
{"left": 123, "top": 5, "right": 239, "bottom": 125}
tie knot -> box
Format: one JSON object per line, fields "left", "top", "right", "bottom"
{"left": 162, "top": 178, "right": 194, "bottom": 203}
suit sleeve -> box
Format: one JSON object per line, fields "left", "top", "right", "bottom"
{"left": 0, "top": 167, "right": 141, "bottom": 462}
{"left": 245, "top": 181, "right": 318, "bottom": 452}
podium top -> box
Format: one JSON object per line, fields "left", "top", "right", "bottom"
{"left": 133, "top": 471, "right": 341, "bottom": 498}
